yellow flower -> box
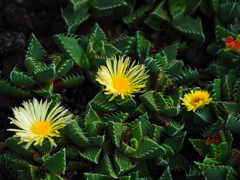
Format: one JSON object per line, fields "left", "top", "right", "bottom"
{"left": 8, "top": 98, "right": 73, "bottom": 149}
{"left": 181, "top": 90, "right": 213, "bottom": 111}
{"left": 96, "top": 56, "right": 149, "bottom": 101}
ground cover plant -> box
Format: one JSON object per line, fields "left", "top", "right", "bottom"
{"left": 0, "top": 0, "right": 240, "bottom": 179}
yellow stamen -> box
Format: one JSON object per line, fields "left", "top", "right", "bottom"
{"left": 31, "top": 121, "right": 51, "bottom": 135}
{"left": 113, "top": 77, "right": 130, "bottom": 93}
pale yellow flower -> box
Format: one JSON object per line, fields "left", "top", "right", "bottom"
{"left": 181, "top": 90, "right": 213, "bottom": 111}
{"left": 96, "top": 56, "right": 149, "bottom": 101}
{"left": 8, "top": 98, "right": 73, "bottom": 149}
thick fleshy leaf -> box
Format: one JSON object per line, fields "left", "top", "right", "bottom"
{"left": 10, "top": 69, "right": 36, "bottom": 88}
{"left": 65, "top": 121, "right": 92, "bottom": 148}
{"left": 193, "top": 161, "right": 237, "bottom": 180}
{"left": 26, "top": 34, "right": 47, "bottom": 62}
{"left": 54, "top": 34, "right": 91, "bottom": 69}
{"left": 34, "top": 84, "right": 54, "bottom": 97}
{"left": 94, "top": 153, "right": 117, "bottom": 179}
{"left": 45, "top": 148, "right": 66, "bottom": 175}
{"left": 170, "top": 15, "right": 205, "bottom": 42}
{"left": 158, "top": 166, "right": 172, "bottom": 180}
{"left": 128, "top": 137, "right": 166, "bottom": 160}
{"left": 79, "top": 147, "right": 102, "bottom": 164}
{"left": 140, "top": 91, "right": 159, "bottom": 112}
{"left": 113, "top": 150, "right": 133, "bottom": 176}
{"left": 1, "top": 153, "right": 33, "bottom": 171}
{"left": 162, "top": 131, "right": 186, "bottom": 152}
{"left": 84, "top": 173, "right": 107, "bottom": 180}
{"left": 61, "top": 3, "right": 89, "bottom": 33}
{"left": 108, "top": 121, "right": 127, "bottom": 149}
{"left": 0, "top": 80, "right": 34, "bottom": 99}
{"left": 5, "top": 137, "right": 37, "bottom": 158}
{"left": 112, "top": 36, "right": 135, "bottom": 56}
{"left": 55, "top": 58, "right": 74, "bottom": 77}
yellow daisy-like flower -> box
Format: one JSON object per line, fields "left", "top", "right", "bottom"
{"left": 96, "top": 56, "right": 149, "bottom": 101}
{"left": 180, "top": 90, "right": 213, "bottom": 112}
{"left": 8, "top": 98, "right": 73, "bottom": 149}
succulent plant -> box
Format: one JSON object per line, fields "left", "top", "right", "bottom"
{"left": 199, "top": 0, "right": 240, "bottom": 27}
{"left": 206, "top": 25, "right": 240, "bottom": 79}
{"left": 188, "top": 118, "right": 240, "bottom": 179}
{"left": 60, "top": 0, "right": 205, "bottom": 42}
{"left": 0, "top": 34, "right": 84, "bottom": 100}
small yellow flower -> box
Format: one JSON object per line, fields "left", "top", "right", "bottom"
{"left": 180, "top": 90, "right": 213, "bottom": 111}
{"left": 96, "top": 56, "right": 149, "bottom": 101}
{"left": 8, "top": 98, "right": 73, "bottom": 149}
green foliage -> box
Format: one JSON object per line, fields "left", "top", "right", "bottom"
{"left": 1, "top": 1, "right": 240, "bottom": 179}
{"left": 0, "top": 34, "right": 84, "bottom": 99}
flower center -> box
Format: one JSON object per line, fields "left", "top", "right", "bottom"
{"left": 31, "top": 121, "right": 51, "bottom": 135}
{"left": 113, "top": 77, "right": 130, "bottom": 93}
{"left": 192, "top": 97, "right": 203, "bottom": 105}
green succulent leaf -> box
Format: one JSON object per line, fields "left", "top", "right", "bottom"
{"left": 162, "top": 131, "right": 186, "bottom": 152}
{"left": 189, "top": 139, "right": 209, "bottom": 158}
{"left": 158, "top": 166, "right": 172, "bottom": 180}
{"left": 144, "top": 1, "right": 168, "bottom": 30}
{"left": 193, "top": 161, "right": 237, "bottom": 180}
{"left": 169, "top": 0, "right": 186, "bottom": 20}
{"left": 89, "top": 0, "right": 126, "bottom": 10}
{"left": 219, "top": 2, "right": 238, "bottom": 23}
{"left": 10, "top": 69, "right": 36, "bottom": 88}
{"left": 217, "top": 101, "right": 240, "bottom": 116}
{"left": 84, "top": 173, "right": 107, "bottom": 180}
{"left": 34, "top": 84, "right": 54, "bottom": 97}
{"left": 129, "top": 113, "right": 150, "bottom": 137}
{"left": 94, "top": 153, "right": 117, "bottom": 179}
{"left": 63, "top": 144, "right": 80, "bottom": 159}
{"left": 226, "top": 115, "right": 240, "bottom": 134}
{"left": 168, "top": 154, "right": 189, "bottom": 170}
{"left": 135, "top": 31, "right": 151, "bottom": 61}
{"left": 113, "top": 150, "right": 133, "bottom": 176}
{"left": 55, "top": 58, "right": 74, "bottom": 77}
{"left": 149, "top": 124, "right": 163, "bottom": 144}
{"left": 123, "top": 5, "right": 153, "bottom": 26}
{"left": 193, "top": 108, "right": 214, "bottom": 125}
{"left": 65, "top": 120, "right": 92, "bottom": 148}
{"left": 108, "top": 121, "right": 127, "bottom": 149}
{"left": 18, "top": 169, "right": 32, "bottom": 180}
{"left": 173, "top": 68, "right": 198, "bottom": 85}
{"left": 112, "top": 36, "right": 135, "bottom": 56}
{"left": 89, "top": 92, "right": 117, "bottom": 113}
{"left": 128, "top": 137, "right": 166, "bottom": 160}
{"left": 90, "top": 135, "right": 105, "bottom": 146}
{"left": 61, "top": 3, "right": 89, "bottom": 33}
{"left": 5, "top": 137, "right": 37, "bottom": 158}
{"left": 165, "top": 119, "right": 184, "bottom": 136}
{"left": 34, "top": 65, "right": 56, "bottom": 84}
{"left": 170, "top": 15, "right": 205, "bottom": 42}
{"left": 84, "top": 104, "right": 101, "bottom": 125}
{"left": 102, "top": 112, "right": 129, "bottom": 123}
{"left": 0, "top": 80, "right": 34, "bottom": 99}
{"left": 54, "top": 34, "right": 91, "bottom": 69}
{"left": 208, "top": 79, "right": 222, "bottom": 101}
{"left": 1, "top": 153, "right": 33, "bottom": 171}
{"left": 140, "top": 91, "right": 159, "bottom": 112}
{"left": 55, "top": 73, "right": 85, "bottom": 90}
{"left": 167, "top": 60, "right": 184, "bottom": 76}
{"left": 234, "top": 80, "right": 240, "bottom": 103}
{"left": 79, "top": 147, "right": 102, "bottom": 164}
{"left": 215, "top": 25, "right": 236, "bottom": 43}
{"left": 69, "top": 0, "right": 88, "bottom": 11}
{"left": 45, "top": 148, "right": 66, "bottom": 175}
{"left": 26, "top": 34, "right": 47, "bottom": 62}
